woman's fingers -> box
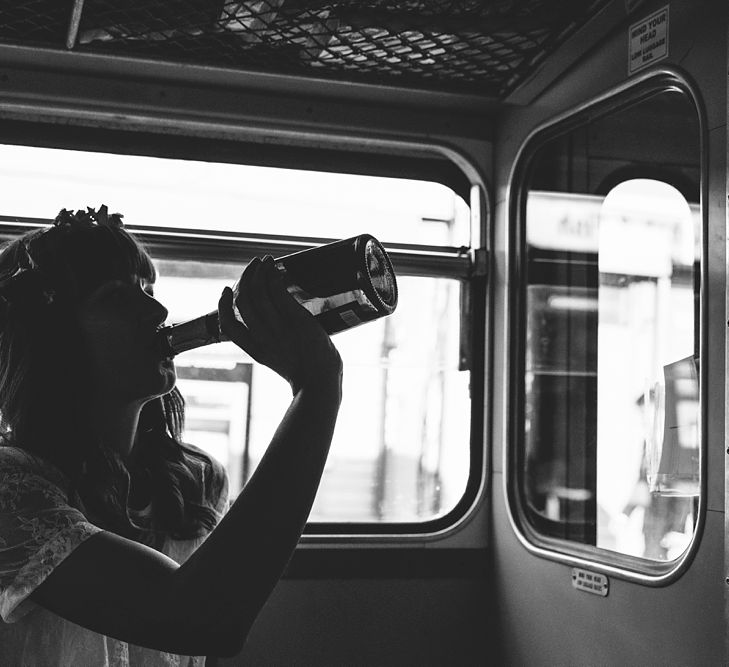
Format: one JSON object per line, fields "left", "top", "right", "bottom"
{"left": 220, "top": 283, "right": 288, "bottom": 372}
{"left": 218, "top": 286, "right": 258, "bottom": 358}
{"left": 231, "top": 258, "right": 266, "bottom": 333}
{"left": 262, "top": 259, "right": 318, "bottom": 326}
{"left": 220, "top": 258, "right": 295, "bottom": 367}
{"left": 249, "top": 256, "right": 288, "bottom": 330}
{"left": 234, "top": 257, "right": 289, "bottom": 337}
{"left": 219, "top": 254, "right": 340, "bottom": 391}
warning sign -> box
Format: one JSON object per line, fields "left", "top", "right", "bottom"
{"left": 628, "top": 6, "right": 669, "bottom": 74}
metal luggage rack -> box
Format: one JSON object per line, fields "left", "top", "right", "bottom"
{"left": 1, "top": 0, "right": 612, "bottom": 97}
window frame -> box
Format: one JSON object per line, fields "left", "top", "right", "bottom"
{"left": 0, "top": 118, "right": 488, "bottom": 540}
{"left": 505, "top": 67, "right": 708, "bottom": 584}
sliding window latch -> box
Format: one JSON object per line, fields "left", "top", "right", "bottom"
{"left": 467, "top": 247, "right": 489, "bottom": 277}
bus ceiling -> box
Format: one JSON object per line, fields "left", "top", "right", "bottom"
{"left": 0, "top": 0, "right": 648, "bottom": 108}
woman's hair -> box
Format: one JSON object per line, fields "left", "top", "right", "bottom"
{"left": 0, "top": 206, "right": 222, "bottom": 540}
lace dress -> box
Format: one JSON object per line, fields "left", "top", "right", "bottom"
{"left": 0, "top": 445, "right": 229, "bottom": 667}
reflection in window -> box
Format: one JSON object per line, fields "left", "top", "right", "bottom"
{"left": 524, "top": 179, "right": 699, "bottom": 561}
{"left": 596, "top": 181, "right": 698, "bottom": 559}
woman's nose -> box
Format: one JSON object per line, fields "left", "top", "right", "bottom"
{"left": 141, "top": 293, "right": 168, "bottom": 327}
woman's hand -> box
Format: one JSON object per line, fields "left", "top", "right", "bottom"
{"left": 218, "top": 256, "right": 342, "bottom": 394}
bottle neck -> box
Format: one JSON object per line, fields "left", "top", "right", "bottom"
{"left": 155, "top": 310, "right": 225, "bottom": 358}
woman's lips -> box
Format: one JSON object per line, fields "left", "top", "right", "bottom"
{"left": 150, "top": 325, "right": 173, "bottom": 360}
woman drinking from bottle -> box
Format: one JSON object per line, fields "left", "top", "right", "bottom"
{"left": 0, "top": 206, "right": 342, "bottom": 666}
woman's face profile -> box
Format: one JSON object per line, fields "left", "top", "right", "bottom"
{"left": 77, "top": 273, "right": 176, "bottom": 405}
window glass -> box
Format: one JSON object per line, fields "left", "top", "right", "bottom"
{"left": 155, "top": 261, "right": 470, "bottom": 522}
{"left": 0, "top": 144, "right": 472, "bottom": 525}
{"left": 520, "top": 88, "right": 701, "bottom": 562}
{"left": 0, "top": 144, "right": 470, "bottom": 247}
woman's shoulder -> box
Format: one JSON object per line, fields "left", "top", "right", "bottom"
{"left": 0, "top": 445, "right": 73, "bottom": 507}
{"left": 177, "top": 441, "right": 225, "bottom": 480}
{"left": 178, "top": 442, "right": 229, "bottom": 514}
{"left": 0, "top": 444, "right": 34, "bottom": 467}
{"left": 0, "top": 445, "right": 65, "bottom": 482}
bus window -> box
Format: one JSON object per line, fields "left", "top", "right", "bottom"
{"left": 0, "top": 143, "right": 473, "bottom": 527}
{"left": 515, "top": 84, "right": 702, "bottom": 569}
{"left": 154, "top": 262, "right": 469, "bottom": 523}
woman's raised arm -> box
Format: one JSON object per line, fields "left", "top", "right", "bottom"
{"left": 31, "top": 368, "right": 340, "bottom": 657}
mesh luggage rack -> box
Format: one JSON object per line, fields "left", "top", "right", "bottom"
{"left": 0, "top": 1, "right": 613, "bottom": 97}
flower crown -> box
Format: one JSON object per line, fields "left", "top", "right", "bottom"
{"left": 0, "top": 205, "right": 124, "bottom": 316}
{"left": 53, "top": 204, "right": 124, "bottom": 229}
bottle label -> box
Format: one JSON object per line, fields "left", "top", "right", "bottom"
{"left": 285, "top": 283, "right": 380, "bottom": 317}
{"left": 339, "top": 308, "right": 362, "bottom": 329}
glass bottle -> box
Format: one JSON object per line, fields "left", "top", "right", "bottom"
{"left": 155, "top": 234, "right": 398, "bottom": 358}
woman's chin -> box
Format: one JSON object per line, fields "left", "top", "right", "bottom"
{"left": 142, "top": 361, "right": 177, "bottom": 400}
